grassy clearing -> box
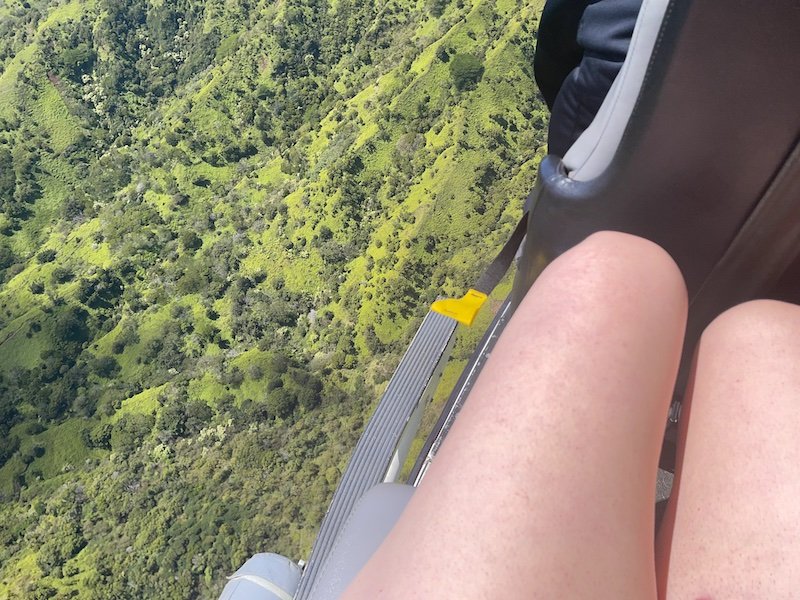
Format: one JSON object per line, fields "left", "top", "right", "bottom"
{"left": 114, "top": 305, "right": 174, "bottom": 381}
{"left": 255, "top": 158, "right": 290, "bottom": 187}
{"left": 0, "top": 0, "right": 548, "bottom": 595}
{"left": 188, "top": 372, "right": 228, "bottom": 405}
{"left": 0, "top": 550, "right": 41, "bottom": 598}
{"left": 0, "top": 45, "right": 35, "bottom": 119}
{"left": 0, "top": 419, "right": 100, "bottom": 495}
{"left": 31, "top": 82, "right": 84, "bottom": 153}
{"left": 111, "top": 384, "right": 166, "bottom": 422}
{"left": 25, "top": 419, "right": 96, "bottom": 478}
{"left": 0, "top": 318, "right": 48, "bottom": 371}
{"left": 40, "top": 0, "right": 85, "bottom": 28}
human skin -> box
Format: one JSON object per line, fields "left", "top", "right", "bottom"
{"left": 344, "top": 231, "right": 687, "bottom": 599}
{"left": 344, "top": 232, "right": 800, "bottom": 599}
{"left": 656, "top": 299, "right": 800, "bottom": 598}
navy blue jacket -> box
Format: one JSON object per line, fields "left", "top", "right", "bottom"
{"left": 534, "top": 0, "right": 643, "bottom": 156}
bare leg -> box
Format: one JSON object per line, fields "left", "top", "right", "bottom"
{"left": 657, "top": 300, "right": 800, "bottom": 598}
{"left": 344, "top": 232, "right": 687, "bottom": 600}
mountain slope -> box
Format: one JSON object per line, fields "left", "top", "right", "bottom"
{"left": 0, "top": 0, "right": 547, "bottom": 596}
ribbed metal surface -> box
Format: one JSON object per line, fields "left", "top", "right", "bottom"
{"left": 296, "top": 311, "right": 457, "bottom": 599}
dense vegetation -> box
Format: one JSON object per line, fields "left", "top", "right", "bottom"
{"left": 0, "top": 0, "right": 548, "bottom": 597}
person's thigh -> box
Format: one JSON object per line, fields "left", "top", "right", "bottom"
{"left": 344, "top": 232, "right": 687, "bottom": 600}
{"left": 657, "top": 300, "right": 800, "bottom": 598}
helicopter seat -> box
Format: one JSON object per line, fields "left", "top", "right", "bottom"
{"left": 514, "top": 0, "right": 800, "bottom": 471}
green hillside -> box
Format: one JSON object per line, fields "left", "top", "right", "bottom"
{"left": 0, "top": 0, "right": 547, "bottom": 596}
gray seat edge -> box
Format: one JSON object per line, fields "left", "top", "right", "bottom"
{"left": 306, "top": 483, "right": 414, "bottom": 600}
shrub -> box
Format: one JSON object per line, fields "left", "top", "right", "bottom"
{"left": 180, "top": 230, "right": 203, "bottom": 251}
{"left": 266, "top": 387, "right": 296, "bottom": 419}
{"left": 60, "top": 43, "right": 94, "bottom": 79}
{"left": 88, "top": 423, "right": 112, "bottom": 449}
{"left": 449, "top": 53, "right": 484, "bottom": 90}
{"left": 51, "top": 266, "right": 74, "bottom": 284}
{"left": 37, "top": 249, "right": 57, "bottom": 263}
{"left": 427, "top": 0, "right": 449, "bottom": 17}
{"left": 90, "top": 355, "right": 121, "bottom": 378}
{"left": 111, "top": 414, "right": 155, "bottom": 455}
{"left": 0, "top": 244, "right": 16, "bottom": 269}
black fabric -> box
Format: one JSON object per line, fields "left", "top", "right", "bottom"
{"left": 534, "top": 0, "right": 592, "bottom": 109}
{"left": 474, "top": 212, "right": 529, "bottom": 296}
{"left": 535, "top": 0, "right": 642, "bottom": 157}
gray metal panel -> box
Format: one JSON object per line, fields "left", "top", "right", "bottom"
{"left": 295, "top": 311, "right": 457, "bottom": 599}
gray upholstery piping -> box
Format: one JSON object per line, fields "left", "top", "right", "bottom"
{"left": 563, "top": 0, "right": 670, "bottom": 181}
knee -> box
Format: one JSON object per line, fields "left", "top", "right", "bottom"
{"left": 548, "top": 231, "right": 687, "bottom": 309}
{"left": 701, "top": 299, "right": 800, "bottom": 357}
{"left": 691, "top": 300, "right": 800, "bottom": 424}
{"left": 581, "top": 231, "right": 681, "bottom": 271}
{"left": 521, "top": 231, "right": 688, "bottom": 337}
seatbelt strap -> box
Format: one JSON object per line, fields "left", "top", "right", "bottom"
{"left": 432, "top": 211, "right": 528, "bottom": 326}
